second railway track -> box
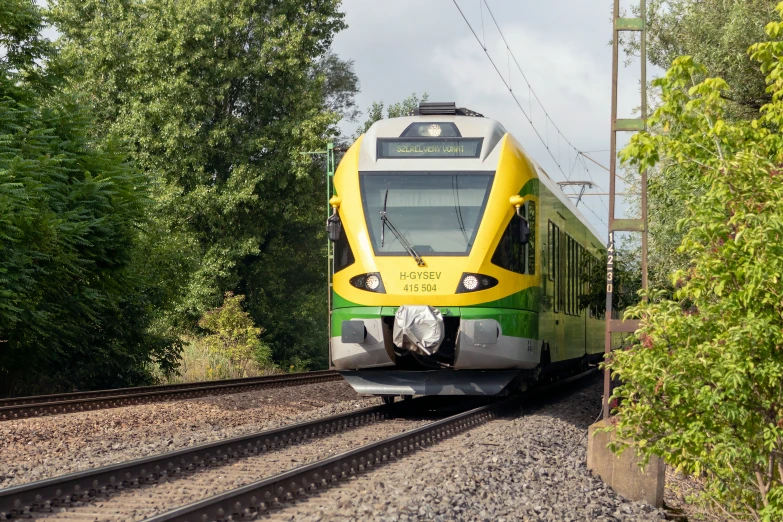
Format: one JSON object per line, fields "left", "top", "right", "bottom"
{"left": 0, "top": 369, "right": 597, "bottom": 521}
{"left": 0, "top": 371, "right": 341, "bottom": 421}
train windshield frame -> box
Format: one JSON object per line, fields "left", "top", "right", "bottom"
{"left": 359, "top": 171, "right": 494, "bottom": 257}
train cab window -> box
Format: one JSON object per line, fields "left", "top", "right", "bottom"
{"left": 491, "top": 211, "right": 524, "bottom": 274}
{"left": 360, "top": 172, "right": 494, "bottom": 256}
{"left": 492, "top": 200, "right": 536, "bottom": 275}
{"left": 333, "top": 228, "right": 355, "bottom": 273}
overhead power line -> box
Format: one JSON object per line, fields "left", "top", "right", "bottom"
{"left": 451, "top": 0, "right": 609, "bottom": 226}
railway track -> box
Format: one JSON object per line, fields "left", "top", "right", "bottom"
{"left": 0, "top": 369, "right": 596, "bottom": 521}
{"left": 0, "top": 371, "right": 341, "bottom": 421}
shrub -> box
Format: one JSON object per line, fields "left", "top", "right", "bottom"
{"left": 198, "top": 292, "right": 273, "bottom": 376}
{"left": 611, "top": 6, "right": 783, "bottom": 519}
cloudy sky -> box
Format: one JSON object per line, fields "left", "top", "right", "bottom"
{"left": 332, "top": 0, "right": 651, "bottom": 236}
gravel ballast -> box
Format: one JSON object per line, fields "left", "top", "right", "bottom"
{"left": 266, "top": 377, "right": 667, "bottom": 522}
{"left": 1, "top": 376, "right": 717, "bottom": 521}
{"left": 39, "top": 417, "right": 435, "bottom": 521}
{"left": 0, "top": 381, "right": 376, "bottom": 488}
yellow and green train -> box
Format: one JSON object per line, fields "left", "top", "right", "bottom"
{"left": 327, "top": 102, "right": 605, "bottom": 397}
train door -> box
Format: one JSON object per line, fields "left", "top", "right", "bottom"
{"left": 547, "top": 216, "right": 566, "bottom": 363}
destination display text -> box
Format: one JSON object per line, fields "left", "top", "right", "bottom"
{"left": 377, "top": 138, "right": 483, "bottom": 158}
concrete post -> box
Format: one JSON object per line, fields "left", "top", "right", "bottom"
{"left": 587, "top": 420, "right": 665, "bottom": 507}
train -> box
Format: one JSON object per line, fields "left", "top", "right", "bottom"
{"left": 326, "top": 102, "right": 605, "bottom": 398}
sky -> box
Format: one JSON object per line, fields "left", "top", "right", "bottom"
{"left": 332, "top": 0, "right": 654, "bottom": 237}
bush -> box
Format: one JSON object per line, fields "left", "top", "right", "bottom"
{"left": 610, "top": 6, "right": 783, "bottom": 519}
{"left": 198, "top": 292, "right": 273, "bottom": 376}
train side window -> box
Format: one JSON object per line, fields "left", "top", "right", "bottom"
{"left": 588, "top": 255, "right": 594, "bottom": 318}
{"left": 565, "top": 234, "right": 571, "bottom": 315}
{"left": 552, "top": 224, "right": 559, "bottom": 313}
{"left": 333, "top": 226, "right": 355, "bottom": 273}
{"left": 491, "top": 212, "right": 525, "bottom": 274}
{"left": 592, "top": 254, "right": 603, "bottom": 318}
{"left": 571, "top": 238, "right": 576, "bottom": 315}
{"left": 559, "top": 230, "right": 565, "bottom": 312}
{"left": 548, "top": 221, "right": 555, "bottom": 281}
{"left": 574, "top": 244, "right": 584, "bottom": 316}
{"left": 576, "top": 240, "right": 580, "bottom": 315}
{"left": 527, "top": 202, "right": 536, "bottom": 275}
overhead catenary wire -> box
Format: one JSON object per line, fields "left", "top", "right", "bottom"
{"left": 452, "top": 0, "right": 612, "bottom": 228}
{"left": 480, "top": 1, "right": 579, "bottom": 158}
{"left": 451, "top": 0, "right": 575, "bottom": 181}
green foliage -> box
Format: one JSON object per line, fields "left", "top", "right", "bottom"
{"left": 0, "top": 0, "right": 50, "bottom": 79}
{"left": 353, "top": 92, "right": 428, "bottom": 138}
{"left": 579, "top": 241, "right": 641, "bottom": 316}
{"left": 636, "top": 0, "right": 776, "bottom": 118}
{"left": 50, "top": 0, "right": 353, "bottom": 369}
{"left": 611, "top": 6, "right": 783, "bottom": 519}
{"left": 624, "top": 1, "right": 782, "bottom": 292}
{"left": 198, "top": 292, "right": 272, "bottom": 374}
{"left": 0, "top": 0, "right": 179, "bottom": 395}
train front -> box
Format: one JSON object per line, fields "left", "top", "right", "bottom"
{"left": 329, "top": 103, "right": 540, "bottom": 396}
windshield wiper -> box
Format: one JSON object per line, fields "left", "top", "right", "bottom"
{"left": 381, "top": 189, "right": 425, "bottom": 267}
{"left": 452, "top": 175, "right": 469, "bottom": 244}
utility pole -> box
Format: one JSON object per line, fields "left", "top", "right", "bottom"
{"left": 604, "top": 0, "right": 649, "bottom": 420}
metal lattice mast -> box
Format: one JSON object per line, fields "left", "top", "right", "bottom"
{"left": 303, "top": 142, "right": 337, "bottom": 368}
{"left": 604, "top": 0, "right": 649, "bottom": 420}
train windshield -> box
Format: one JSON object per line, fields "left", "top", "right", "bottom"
{"left": 359, "top": 172, "right": 494, "bottom": 256}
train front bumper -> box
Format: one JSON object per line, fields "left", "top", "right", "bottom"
{"left": 338, "top": 369, "right": 523, "bottom": 396}
{"left": 330, "top": 307, "right": 541, "bottom": 373}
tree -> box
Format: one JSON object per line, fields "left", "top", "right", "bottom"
{"left": 635, "top": 0, "right": 776, "bottom": 119}
{"left": 623, "top": 1, "right": 781, "bottom": 291}
{"left": 314, "top": 51, "right": 361, "bottom": 124}
{"left": 353, "top": 92, "right": 428, "bottom": 138}
{"left": 579, "top": 241, "right": 640, "bottom": 316}
{"left": 0, "top": 0, "right": 179, "bottom": 395}
{"left": 610, "top": 6, "right": 783, "bottom": 518}
{"left": 50, "top": 0, "right": 353, "bottom": 368}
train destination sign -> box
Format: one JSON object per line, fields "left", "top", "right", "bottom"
{"left": 377, "top": 138, "right": 483, "bottom": 158}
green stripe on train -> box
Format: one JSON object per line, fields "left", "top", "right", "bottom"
{"left": 331, "top": 305, "right": 539, "bottom": 339}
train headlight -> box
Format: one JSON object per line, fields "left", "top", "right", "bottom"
{"left": 456, "top": 273, "right": 499, "bottom": 294}
{"left": 463, "top": 275, "right": 479, "bottom": 291}
{"left": 365, "top": 274, "right": 380, "bottom": 290}
{"left": 349, "top": 273, "right": 386, "bottom": 293}
{"left": 416, "top": 123, "right": 443, "bottom": 137}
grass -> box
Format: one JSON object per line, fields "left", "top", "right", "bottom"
{"left": 151, "top": 336, "right": 282, "bottom": 384}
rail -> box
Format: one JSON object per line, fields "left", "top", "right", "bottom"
{"left": 0, "top": 371, "right": 341, "bottom": 421}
